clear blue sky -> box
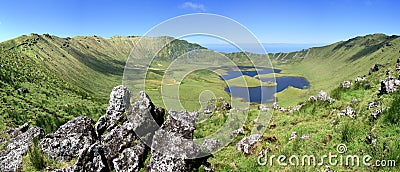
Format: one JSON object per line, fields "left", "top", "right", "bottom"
{"left": 0, "top": 0, "right": 399, "bottom": 44}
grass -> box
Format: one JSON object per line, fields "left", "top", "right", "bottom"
{"left": 2, "top": 33, "right": 400, "bottom": 171}
{"left": 225, "top": 75, "right": 276, "bottom": 87}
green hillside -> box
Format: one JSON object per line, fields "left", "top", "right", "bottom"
{"left": 273, "top": 34, "right": 400, "bottom": 106}
{"left": 1, "top": 33, "right": 400, "bottom": 171}
{"left": 0, "top": 34, "right": 207, "bottom": 133}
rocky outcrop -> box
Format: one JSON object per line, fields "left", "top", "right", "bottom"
{"left": 236, "top": 134, "right": 262, "bottom": 155}
{"left": 40, "top": 116, "right": 96, "bottom": 161}
{"left": 55, "top": 86, "right": 164, "bottom": 172}
{"left": 112, "top": 144, "right": 147, "bottom": 172}
{"left": 55, "top": 142, "right": 109, "bottom": 172}
{"left": 95, "top": 85, "right": 131, "bottom": 137}
{"left": 0, "top": 126, "right": 44, "bottom": 172}
{"left": 125, "top": 91, "right": 164, "bottom": 145}
{"left": 146, "top": 110, "right": 201, "bottom": 172}
{"left": 379, "top": 76, "right": 400, "bottom": 94}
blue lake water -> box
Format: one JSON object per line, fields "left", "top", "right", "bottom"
{"left": 221, "top": 67, "right": 310, "bottom": 104}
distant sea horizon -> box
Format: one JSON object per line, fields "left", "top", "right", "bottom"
{"left": 202, "top": 43, "right": 327, "bottom": 54}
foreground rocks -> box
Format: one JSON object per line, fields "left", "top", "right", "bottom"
{"left": 40, "top": 116, "right": 97, "bottom": 161}
{"left": 146, "top": 110, "right": 203, "bottom": 172}
{"left": 0, "top": 126, "right": 44, "bottom": 171}
{"left": 0, "top": 85, "right": 216, "bottom": 172}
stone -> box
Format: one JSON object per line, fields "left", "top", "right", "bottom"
{"left": 101, "top": 121, "right": 140, "bottom": 166}
{"left": 40, "top": 116, "right": 96, "bottom": 161}
{"left": 0, "top": 126, "right": 44, "bottom": 172}
{"left": 341, "top": 81, "right": 352, "bottom": 88}
{"left": 293, "top": 104, "right": 303, "bottom": 111}
{"left": 351, "top": 97, "right": 358, "bottom": 104}
{"left": 146, "top": 110, "right": 202, "bottom": 172}
{"left": 230, "top": 127, "right": 244, "bottom": 139}
{"left": 379, "top": 76, "right": 400, "bottom": 94}
{"left": 56, "top": 142, "right": 109, "bottom": 172}
{"left": 112, "top": 144, "right": 147, "bottom": 172}
{"left": 95, "top": 85, "right": 131, "bottom": 136}
{"left": 365, "top": 133, "right": 377, "bottom": 145}
{"left": 126, "top": 91, "right": 164, "bottom": 145}
{"left": 289, "top": 132, "right": 297, "bottom": 141}
{"left": 371, "top": 109, "right": 383, "bottom": 119}
{"left": 324, "top": 166, "right": 335, "bottom": 172}
{"left": 337, "top": 106, "right": 356, "bottom": 118}
{"left": 368, "top": 101, "right": 380, "bottom": 109}
{"left": 308, "top": 96, "right": 317, "bottom": 101}
{"left": 300, "top": 134, "right": 310, "bottom": 139}
{"left": 316, "top": 90, "right": 335, "bottom": 103}
{"left": 236, "top": 134, "right": 262, "bottom": 155}
{"left": 17, "top": 87, "right": 29, "bottom": 94}
{"left": 355, "top": 77, "right": 366, "bottom": 83}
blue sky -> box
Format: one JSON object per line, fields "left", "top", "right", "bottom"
{"left": 0, "top": 0, "right": 399, "bottom": 44}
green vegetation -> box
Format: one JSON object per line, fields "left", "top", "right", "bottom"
{"left": 1, "top": 33, "right": 400, "bottom": 171}
{"left": 225, "top": 75, "right": 276, "bottom": 87}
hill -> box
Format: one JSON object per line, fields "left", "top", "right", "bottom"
{"left": 0, "top": 33, "right": 399, "bottom": 171}
{"left": 269, "top": 33, "right": 400, "bottom": 106}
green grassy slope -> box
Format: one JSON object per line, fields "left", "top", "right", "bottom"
{"left": 0, "top": 34, "right": 206, "bottom": 132}
{"left": 274, "top": 34, "right": 400, "bottom": 106}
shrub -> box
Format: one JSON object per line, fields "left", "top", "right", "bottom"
{"left": 28, "top": 138, "right": 46, "bottom": 170}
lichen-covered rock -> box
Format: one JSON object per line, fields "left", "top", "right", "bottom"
{"left": 341, "top": 81, "right": 352, "bottom": 88}
{"left": 101, "top": 121, "right": 141, "bottom": 166}
{"left": 201, "top": 138, "right": 221, "bottom": 153}
{"left": 95, "top": 85, "right": 131, "bottom": 136}
{"left": 317, "top": 90, "right": 335, "bottom": 103}
{"left": 236, "top": 134, "right": 262, "bottom": 155}
{"left": 146, "top": 110, "right": 201, "bottom": 172}
{"left": 55, "top": 142, "right": 109, "bottom": 172}
{"left": 112, "top": 144, "right": 147, "bottom": 172}
{"left": 40, "top": 116, "right": 96, "bottom": 161}
{"left": 337, "top": 106, "right": 356, "bottom": 118}
{"left": 379, "top": 76, "right": 400, "bottom": 94}
{"left": 0, "top": 126, "right": 44, "bottom": 172}
{"left": 126, "top": 91, "right": 164, "bottom": 145}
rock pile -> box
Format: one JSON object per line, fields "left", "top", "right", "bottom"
{"left": 0, "top": 85, "right": 216, "bottom": 172}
